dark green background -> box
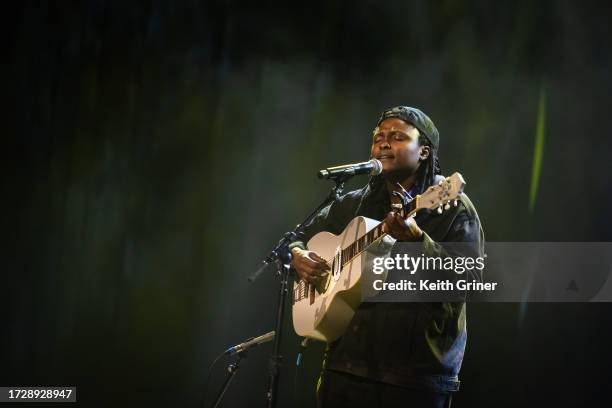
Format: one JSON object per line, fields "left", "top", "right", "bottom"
{"left": 4, "top": 1, "right": 612, "bottom": 406}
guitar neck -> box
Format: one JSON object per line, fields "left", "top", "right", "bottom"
{"left": 325, "top": 172, "right": 466, "bottom": 272}
{"left": 336, "top": 205, "right": 419, "bottom": 270}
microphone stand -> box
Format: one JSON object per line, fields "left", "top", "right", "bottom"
{"left": 210, "top": 351, "right": 247, "bottom": 408}
{"left": 250, "top": 172, "right": 353, "bottom": 408}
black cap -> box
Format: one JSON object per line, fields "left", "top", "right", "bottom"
{"left": 377, "top": 106, "right": 439, "bottom": 150}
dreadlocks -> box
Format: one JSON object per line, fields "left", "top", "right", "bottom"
{"left": 416, "top": 134, "right": 442, "bottom": 193}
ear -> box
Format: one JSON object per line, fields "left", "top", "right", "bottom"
{"left": 419, "top": 145, "right": 431, "bottom": 161}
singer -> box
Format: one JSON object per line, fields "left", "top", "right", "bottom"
{"left": 289, "top": 106, "right": 485, "bottom": 408}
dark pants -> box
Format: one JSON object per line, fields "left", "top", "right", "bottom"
{"left": 317, "top": 369, "right": 452, "bottom": 408}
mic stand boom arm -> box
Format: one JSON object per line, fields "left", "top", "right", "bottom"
{"left": 248, "top": 173, "right": 349, "bottom": 282}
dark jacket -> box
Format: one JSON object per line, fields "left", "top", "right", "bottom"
{"left": 293, "top": 176, "right": 485, "bottom": 392}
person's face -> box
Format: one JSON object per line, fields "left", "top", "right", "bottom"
{"left": 370, "top": 118, "right": 430, "bottom": 179}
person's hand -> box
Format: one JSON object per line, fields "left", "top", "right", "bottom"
{"left": 383, "top": 211, "right": 424, "bottom": 241}
{"left": 290, "top": 247, "right": 330, "bottom": 284}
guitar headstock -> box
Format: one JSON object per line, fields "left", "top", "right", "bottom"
{"left": 413, "top": 172, "right": 466, "bottom": 215}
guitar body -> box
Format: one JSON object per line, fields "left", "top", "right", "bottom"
{"left": 292, "top": 216, "right": 381, "bottom": 342}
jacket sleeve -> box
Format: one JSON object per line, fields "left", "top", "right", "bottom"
{"left": 288, "top": 192, "right": 359, "bottom": 252}
{"left": 288, "top": 202, "right": 335, "bottom": 252}
{"left": 366, "top": 194, "right": 485, "bottom": 301}
{"left": 421, "top": 200, "right": 485, "bottom": 284}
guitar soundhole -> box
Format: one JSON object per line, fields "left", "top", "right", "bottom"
{"left": 333, "top": 246, "right": 341, "bottom": 282}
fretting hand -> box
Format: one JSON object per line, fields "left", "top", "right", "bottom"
{"left": 383, "top": 211, "right": 424, "bottom": 241}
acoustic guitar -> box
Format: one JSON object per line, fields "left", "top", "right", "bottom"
{"left": 292, "top": 172, "right": 465, "bottom": 342}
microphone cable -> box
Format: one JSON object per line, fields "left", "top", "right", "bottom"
{"left": 294, "top": 337, "right": 310, "bottom": 408}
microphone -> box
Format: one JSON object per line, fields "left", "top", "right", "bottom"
{"left": 224, "top": 331, "right": 275, "bottom": 355}
{"left": 318, "top": 159, "right": 383, "bottom": 180}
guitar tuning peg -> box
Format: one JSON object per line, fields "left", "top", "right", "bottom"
{"left": 453, "top": 199, "right": 458, "bottom": 207}
{"left": 444, "top": 202, "right": 451, "bottom": 211}
{"left": 437, "top": 204, "right": 443, "bottom": 214}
